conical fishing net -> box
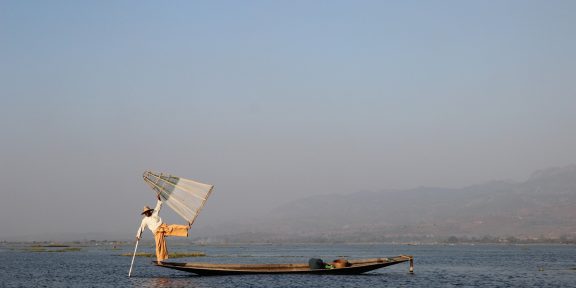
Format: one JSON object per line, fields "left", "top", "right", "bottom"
{"left": 143, "top": 171, "right": 213, "bottom": 226}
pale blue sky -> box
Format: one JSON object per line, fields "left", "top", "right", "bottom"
{"left": 1, "top": 1, "right": 575, "bottom": 239}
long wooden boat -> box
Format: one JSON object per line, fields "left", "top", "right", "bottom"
{"left": 153, "top": 255, "right": 414, "bottom": 275}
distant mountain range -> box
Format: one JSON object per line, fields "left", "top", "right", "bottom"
{"left": 7, "top": 166, "right": 575, "bottom": 243}
{"left": 195, "top": 165, "right": 576, "bottom": 243}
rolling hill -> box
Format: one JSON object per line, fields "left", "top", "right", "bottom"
{"left": 198, "top": 165, "right": 576, "bottom": 243}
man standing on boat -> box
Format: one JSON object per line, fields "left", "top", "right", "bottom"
{"left": 136, "top": 194, "right": 190, "bottom": 262}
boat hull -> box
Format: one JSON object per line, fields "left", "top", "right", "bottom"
{"left": 153, "top": 256, "right": 413, "bottom": 276}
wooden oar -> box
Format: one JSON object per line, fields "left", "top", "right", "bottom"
{"left": 128, "top": 239, "right": 139, "bottom": 277}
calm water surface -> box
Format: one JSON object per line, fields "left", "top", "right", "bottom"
{"left": 1, "top": 243, "right": 575, "bottom": 287}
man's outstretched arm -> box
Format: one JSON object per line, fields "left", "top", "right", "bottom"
{"left": 153, "top": 194, "right": 163, "bottom": 215}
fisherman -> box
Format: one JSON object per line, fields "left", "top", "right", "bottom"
{"left": 136, "top": 194, "right": 191, "bottom": 262}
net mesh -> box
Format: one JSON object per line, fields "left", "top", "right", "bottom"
{"left": 143, "top": 171, "right": 213, "bottom": 225}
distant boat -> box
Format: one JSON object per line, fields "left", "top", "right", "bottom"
{"left": 153, "top": 255, "right": 414, "bottom": 275}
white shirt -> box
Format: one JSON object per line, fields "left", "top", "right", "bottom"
{"left": 136, "top": 200, "right": 164, "bottom": 238}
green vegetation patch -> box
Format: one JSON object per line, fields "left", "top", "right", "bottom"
{"left": 31, "top": 244, "right": 71, "bottom": 248}
{"left": 121, "top": 251, "right": 205, "bottom": 258}
{"left": 23, "top": 247, "right": 82, "bottom": 253}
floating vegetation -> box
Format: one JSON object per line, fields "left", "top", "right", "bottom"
{"left": 121, "top": 251, "right": 206, "bottom": 258}
{"left": 23, "top": 247, "right": 82, "bottom": 253}
{"left": 26, "top": 247, "right": 47, "bottom": 252}
{"left": 56, "top": 247, "right": 82, "bottom": 252}
{"left": 31, "top": 244, "right": 71, "bottom": 248}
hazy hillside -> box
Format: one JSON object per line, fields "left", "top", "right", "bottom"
{"left": 8, "top": 166, "right": 574, "bottom": 242}
{"left": 199, "top": 165, "right": 576, "bottom": 242}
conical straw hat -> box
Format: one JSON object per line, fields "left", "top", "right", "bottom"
{"left": 141, "top": 206, "right": 154, "bottom": 215}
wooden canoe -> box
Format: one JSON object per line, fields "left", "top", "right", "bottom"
{"left": 153, "top": 255, "right": 414, "bottom": 275}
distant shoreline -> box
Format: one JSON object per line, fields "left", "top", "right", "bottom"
{"left": 1, "top": 238, "right": 575, "bottom": 246}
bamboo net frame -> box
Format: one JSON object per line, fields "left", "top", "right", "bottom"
{"left": 142, "top": 170, "right": 214, "bottom": 226}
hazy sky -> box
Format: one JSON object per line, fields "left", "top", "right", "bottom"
{"left": 1, "top": 1, "right": 575, "bottom": 239}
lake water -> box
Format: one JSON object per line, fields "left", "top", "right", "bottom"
{"left": 1, "top": 242, "right": 575, "bottom": 287}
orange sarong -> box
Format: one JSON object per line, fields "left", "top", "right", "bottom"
{"left": 154, "top": 223, "right": 189, "bottom": 261}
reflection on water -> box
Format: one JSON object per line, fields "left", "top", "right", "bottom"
{"left": 137, "top": 276, "right": 203, "bottom": 288}
{"left": 1, "top": 243, "right": 575, "bottom": 287}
